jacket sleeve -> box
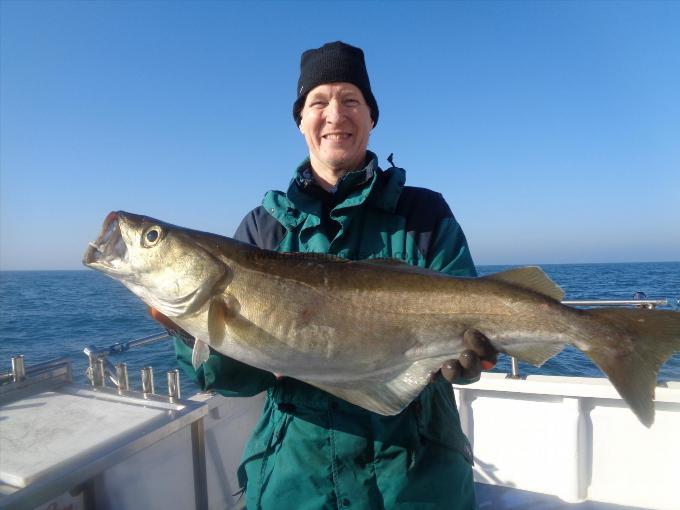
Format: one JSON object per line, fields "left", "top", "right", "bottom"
{"left": 172, "top": 210, "right": 278, "bottom": 397}
{"left": 425, "top": 198, "right": 477, "bottom": 278}
{"left": 174, "top": 337, "right": 275, "bottom": 397}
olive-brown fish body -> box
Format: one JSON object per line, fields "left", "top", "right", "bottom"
{"left": 84, "top": 211, "right": 680, "bottom": 426}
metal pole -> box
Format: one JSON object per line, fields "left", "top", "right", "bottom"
{"left": 191, "top": 418, "right": 209, "bottom": 510}
{"left": 104, "top": 332, "right": 172, "bottom": 357}
{"left": 141, "top": 367, "right": 155, "bottom": 395}
{"left": 82, "top": 332, "right": 171, "bottom": 366}
{"left": 85, "top": 346, "right": 98, "bottom": 386}
{"left": 510, "top": 357, "right": 520, "bottom": 379}
{"left": 167, "top": 370, "right": 181, "bottom": 401}
{"left": 116, "top": 363, "right": 129, "bottom": 391}
{"left": 94, "top": 358, "right": 106, "bottom": 387}
{"left": 11, "top": 355, "right": 26, "bottom": 382}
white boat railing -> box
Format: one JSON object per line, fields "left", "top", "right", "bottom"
{"left": 561, "top": 299, "right": 668, "bottom": 308}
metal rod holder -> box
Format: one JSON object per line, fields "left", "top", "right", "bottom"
{"left": 11, "top": 356, "right": 26, "bottom": 383}
{"left": 116, "top": 363, "right": 129, "bottom": 391}
{"left": 94, "top": 358, "right": 106, "bottom": 387}
{"left": 167, "top": 369, "right": 181, "bottom": 401}
{"left": 509, "top": 357, "right": 520, "bottom": 379}
{"left": 141, "top": 367, "right": 155, "bottom": 395}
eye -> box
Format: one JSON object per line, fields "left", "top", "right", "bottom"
{"left": 142, "top": 225, "right": 163, "bottom": 247}
{"left": 308, "top": 100, "right": 327, "bottom": 108}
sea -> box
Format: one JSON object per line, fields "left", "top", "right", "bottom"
{"left": 1, "top": 262, "right": 679, "bottom": 396}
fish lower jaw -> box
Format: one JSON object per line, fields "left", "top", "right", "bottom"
{"left": 83, "top": 259, "right": 124, "bottom": 277}
{"left": 83, "top": 241, "right": 129, "bottom": 270}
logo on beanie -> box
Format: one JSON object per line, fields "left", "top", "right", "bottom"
{"left": 299, "top": 85, "right": 304, "bottom": 94}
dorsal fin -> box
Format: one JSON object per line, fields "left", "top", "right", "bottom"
{"left": 484, "top": 266, "right": 564, "bottom": 301}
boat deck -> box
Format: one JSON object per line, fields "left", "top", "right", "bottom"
{"left": 475, "top": 483, "right": 642, "bottom": 510}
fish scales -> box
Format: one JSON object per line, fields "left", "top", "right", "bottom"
{"left": 84, "top": 211, "right": 680, "bottom": 427}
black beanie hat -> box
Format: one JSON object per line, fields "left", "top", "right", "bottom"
{"left": 293, "top": 41, "right": 379, "bottom": 127}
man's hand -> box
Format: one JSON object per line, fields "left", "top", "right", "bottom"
{"left": 148, "top": 307, "right": 194, "bottom": 344}
{"left": 437, "top": 329, "right": 498, "bottom": 383}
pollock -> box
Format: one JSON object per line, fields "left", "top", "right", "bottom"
{"left": 84, "top": 211, "right": 680, "bottom": 426}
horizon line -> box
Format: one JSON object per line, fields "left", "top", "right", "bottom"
{"left": 2, "top": 260, "right": 679, "bottom": 272}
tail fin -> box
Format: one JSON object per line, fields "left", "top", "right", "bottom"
{"left": 585, "top": 308, "right": 680, "bottom": 427}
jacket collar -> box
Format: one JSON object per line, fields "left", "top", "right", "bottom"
{"left": 263, "top": 151, "right": 406, "bottom": 230}
{"left": 292, "top": 151, "right": 377, "bottom": 198}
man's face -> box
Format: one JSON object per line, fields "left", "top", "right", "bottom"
{"left": 299, "top": 82, "right": 374, "bottom": 176}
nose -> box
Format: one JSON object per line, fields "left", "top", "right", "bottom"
{"left": 325, "top": 99, "right": 343, "bottom": 123}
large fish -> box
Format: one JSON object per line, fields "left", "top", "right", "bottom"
{"left": 83, "top": 211, "right": 680, "bottom": 427}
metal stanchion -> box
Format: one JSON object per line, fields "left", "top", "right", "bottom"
{"left": 167, "top": 370, "right": 181, "bottom": 402}
{"left": 141, "top": 367, "right": 155, "bottom": 395}
{"left": 116, "top": 363, "right": 129, "bottom": 391}
{"left": 11, "top": 355, "right": 26, "bottom": 383}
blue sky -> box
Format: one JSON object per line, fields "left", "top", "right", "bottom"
{"left": 1, "top": 0, "right": 678, "bottom": 270}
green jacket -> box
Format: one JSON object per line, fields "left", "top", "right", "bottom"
{"left": 175, "top": 152, "right": 478, "bottom": 509}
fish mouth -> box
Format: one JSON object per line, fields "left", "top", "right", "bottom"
{"left": 83, "top": 211, "right": 128, "bottom": 274}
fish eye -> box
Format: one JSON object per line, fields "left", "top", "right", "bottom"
{"left": 142, "top": 225, "right": 163, "bottom": 247}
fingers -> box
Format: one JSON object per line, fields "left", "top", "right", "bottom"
{"left": 438, "top": 330, "right": 500, "bottom": 383}
{"left": 463, "top": 329, "right": 498, "bottom": 370}
{"left": 440, "top": 360, "right": 462, "bottom": 382}
{"left": 459, "top": 350, "right": 481, "bottom": 376}
{"left": 440, "top": 349, "right": 481, "bottom": 382}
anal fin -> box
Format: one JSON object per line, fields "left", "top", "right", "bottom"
{"left": 501, "top": 342, "right": 565, "bottom": 366}
{"left": 310, "top": 357, "right": 452, "bottom": 415}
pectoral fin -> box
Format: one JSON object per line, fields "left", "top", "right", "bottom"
{"left": 191, "top": 339, "right": 211, "bottom": 370}
{"left": 207, "top": 293, "right": 240, "bottom": 346}
{"left": 193, "top": 294, "right": 240, "bottom": 370}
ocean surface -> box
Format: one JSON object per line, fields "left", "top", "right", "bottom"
{"left": 1, "top": 262, "right": 679, "bottom": 396}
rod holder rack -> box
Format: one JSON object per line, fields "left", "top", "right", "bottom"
{"left": 0, "top": 356, "right": 73, "bottom": 393}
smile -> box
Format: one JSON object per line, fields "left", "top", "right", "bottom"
{"left": 322, "top": 133, "right": 352, "bottom": 141}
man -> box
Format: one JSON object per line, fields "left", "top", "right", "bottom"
{"left": 165, "top": 41, "right": 497, "bottom": 509}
